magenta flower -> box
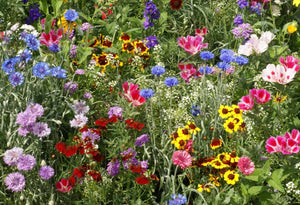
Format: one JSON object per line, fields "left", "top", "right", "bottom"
{"left": 172, "top": 150, "right": 192, "bottom": 169}
{"left": 249, "top": 88, "right": 271, "bottom": 104}
{"left": 177, "top": 35, "right": 208, "bottom": 55}
{"left": 265, "top": 136, "right": 285, "bottom": 154}
{"left": 120, "top": 82, "right": 145, "bottom": 107}
{"left": 238, "top": 95, "right": 254, "bottom": 110}
{"left": 178, "top": 63, "right": 197, "bottom": 83}
{"left": 279, "top": 55, "right": 300, "bottom": 72}
{"left": 238, "top": 157, "right": 255, "bottom": 175}
{"left": 284, "top": 129, "right": 300, "bottom": 145}
{"left": 281, "top": 138, "right": 300, "bottom": 155}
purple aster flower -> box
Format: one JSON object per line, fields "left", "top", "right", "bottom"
{"left": 39, "top": 166, "right": 55, "bottom": 180}
{"left": 5, "top": 172, "right": 26, "bottom": 192}
{"left": 48, "top": 44, "right": 60, "bottom": 52}
{"left": 135, "top": 134, "right": 149, "bottom": 147}
{"left": 17, "top": 127, "right": 30, "bottom": 136}
{"left": 106, "top": 159, "right": 120, "bottom": 176}
{"left": 70, "top": 114, "right": 88, "bottom": 128}
{"left": 237, "top": 0, "right": 249, "bottom": 9}
{"left": 3, "top": 147, "right": 24, "bottom": 166}
{"left": 31, "top": 122, "right": 51, "bottom": 139}
{"left": 72, "top": 100, "right": 89, "bottom": 115}
{"left": 83, "top": 92, "right": 92, "bottom": 99}
{"left": 64, "top": 81, "right": 78, "bottom": 95}
{"left": 164, "top": 77, "right": 179, "bottom": 87}
{"left": 26, "top": 103, "right": 44, "bottom": 118}
{"left": 145, "top": 35, "right": 159, "bottom": 48}
{"left": 17, "top": 154, "right": 36, "bottom": 171}
{"left": 70, "top": 45, "right": 77, "bottom": 58}
{"left": 81, "top": 129, "right": 100, "bottom": 144}
{"left": 234, "top": 15, "right": 243, "bottom": 26}
{"left": 232, "top": 23, "right": 253, "bottom": 39}
{"left": 80, "top": 22, "right": 93, "bottom": 31}
{"left": 16, "top": 111, "right": 37, "bottom": 127}
{"left": 9, "top": 72, "right": 24, "bottom": 86}
{"left": 75, "top": 69, "right": 85, "bottom": 75}
{"left": 65, "top": 9, "right": 79, "bottom": 22}
{"left": 140, "top": 160, "right": 148, "bottom": 169}
{"left": 108, "top": 106, "right": 123, "bottom": 118}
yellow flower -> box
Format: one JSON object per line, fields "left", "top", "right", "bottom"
{"left": 185, "top": 121, "right": 201, "bottom": 135}
{"left": 223, "top": 118, "right": 239, "bottom": 133}
{"left": 172, "top": 137, "right": 187, "bottom": 150}
{"left": 293, "top": 0, "right": 300, "bottom": 7}
{"left": 92, "top": 53, "right": 109, "bottom": 68}
{"left": 231, "top": 104, "right": 243, "bottom": 117}
{"left": 239, "top": 122, "right": 246, "bottom": 131}
{"left": 209, "top": 174, "right": 221, "bottom": 187}
{"left": 57, "top": 15, "right": 77, "bottom": 34}
{"left": 273, "top": 92, "right": 287, "bottom": 103}
{"left": 217, "top": 153, "right": 231, "bottom": 165}
{"left": 218, "top": 105, "right": 233, "bottom": 119}
{"left": 197, "top": 184, "right": 211, "bottom": 193}
{"left": 210, "top": 138, "right": 223, "bottom": 150}
{"left": 224, "top": 170, "right": 239, "bottom": 185}
{"left": 287, "top": 25, "right": 297, "bottom": 34}
{"left": 177, "top": 128, "right": 191, "bottom": 140}
{"left": 210, "top": 159, "right": 230, "bottom": 169}
{"left": 233, "top": 116, "right": 244, "bottom": 127}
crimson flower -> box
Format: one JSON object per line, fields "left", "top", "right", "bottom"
{"left": 170, "top": 0, "right": 183, "bottom": 10}
{"left": 135, "top": 175, "right": 150, "bottom": 185}
{"left": 56, "top": 179, "right": 72, "bottom": 192}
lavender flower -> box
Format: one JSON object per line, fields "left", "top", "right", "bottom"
{"left": 64, "top": 81, "right": 78, "bottom": 95}
{"left": 17, "top": 127, "right": 30, "bottom": 136}
{"left": 5, "top": 172, "right": 26, "bottom": 192}
{"left": 75, "top": 69, "right": 85, "bottom": 75}
{"left": 106, "top": 159, "right": 120, "bottom": 176}
{"left": 232, "top": 23, "right": 253, "bottom": 39}
{"left": 17, "top": 154, "right": 36, "bottom": 171}
{"left": 72, "top": 100, "right": 90, "bottom": 115}
{"left": 16, "top": 111, "right": 37, "bottom": 127}
{"left": 237, "top": 0, "right": 249, "bottom": 9}
{"left": 83, "top": 92, "right": 92, "bottom": 99}
{"left": 70, "top": 45, "right": 77, "bottom": 58}
{"left": 31, "top": 122, "right": 51, "bottom": 139}
{"left": 80, "top": 22, "right": 93, "bottom": 31}
{"left": 3, "top": 147, "right": 24, "bottom": 166}
{"left": 135, "top": 134, "right": 149, "bottom": 147}
{"left": 70, "top": 114, "right": 88, "bottom": 128}
{"left": 108, "top": 106, "right": 123, "bottom": 118}
{"left": 81, "top": 129, "right": 100, "bottom": 144}
{"left": 39, "top": 166, "right": 55, "bottom": 180}
{"left": 26, "top": 103, "right": 44, "bottom": 118}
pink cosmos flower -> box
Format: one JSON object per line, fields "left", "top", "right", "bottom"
{"left": 56, "top": 179, "right": 72, "bottom": 192}
{"left": 238, "top": 95, "right": 254, "bottom": 110}
{"left": 265, "top": 136, "right": 285, "bottom": 154}
{"left": 172, "top": 150, "right": 192, "bottom": 169}
{"left": 284, "top": 129, "right": 300, "bottom": 145}
{"left": 40, "top": 29, "right": 62, "bottom": 47}
{"left": 238, "top": 157, "right": 255, "bottom": 175}
{"left": 279, "top": 56, "right": 300, "bottom": 72}
{"left": 120, "top": 82, "right": 145, "bottom": 107}
{"left": 177, "top": 35, "right": 208, "bottom": 55}
{"left": 281, "top": 138, "right": 300, "bottom": 155}
{"left": 249, "top": 89, "right": 271, "bottom": 104}
{"left": 261, "top": 64, "right": 297, "bottom": 85}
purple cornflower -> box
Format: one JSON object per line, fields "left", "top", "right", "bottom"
{"left": 16, "top": 111, "right": 37, "bottom": 127}
{"left": 164, "top": 77, "right": 179, "bottom": 87}
{"left": 80, "top": 22, "right": 93, "bottom": 31}
{"left": 70, "top": 114, "right": 88, "bottom": 128}
{"left": 106, "top": 159, "right": 120, "bottom": 177}
{"left": 108, "top": 106, "right": 123, "bottom": 118}
{"left": 5, "top": 172, "right": 26, "bottom": 192}
{"left": 145, "top": 35, "right": 159, "bottom": 48}
{"left": 26, "top": 3, "right": 41, "bottom": 24}
{"left": 81, "top": 129, "right": 100, "bottom": 144}
{"left": 31, "top": 122, "right": 51, "bottom": 139}
{"left": 39, "top": 166, "right": 55, "bottom": 180}
{"left": 237, "top": 0, "right": 249, "bottom": 9}
{"left": 17, "top": 127, "right": 30, "bottom": 136}
{"left": 231, "top": 23, "right": 253, "bottom": 39}
{"left": 9, "top": 72, "right": 24, "bottom": 86}
{"left": 75, "top": 69, "right": 85, "bottom": 75}
{"left": 234, "top": 15, "right": 243, "bottom": 26}
{"left": 169, "top": 194, "right": 187, "bottom": 205}
{"left": 83, "top": 92, "right": 92, "bottom": 99}
{"left": 70, "top": 45, "right": 77, "bottom": 58}
{"left": 72, "top": 100, "right": 89, "bottom": 115}
{"left": 3, "top": 147, "right": 24, "bottom": 166}
{"left": 26, "top": 103, "right": 44, "bottom": 118}
{"left": 17, "top": 154, "right": 36, "bottom": 171}
{"left": 64, "top": 81, "right": 78, "bottom": 95}
{"left": 135, "top": 134, "right": 149, "bottom": 147}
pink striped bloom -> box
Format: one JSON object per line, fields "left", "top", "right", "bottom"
{"left": 281, "top": 138, "right": 300, "bottom": 155}
{"left": 178, "top": 63, "right": 196, "bottom": 83}
{"left": 249, "top": 89, "right": 271, "bottom": 104}
{"left": 279, "top": 56, "right": 300, "bottom": 72}
{"left": 265, "top": 136, "right": 285, "bottom": 154}
{"left": 120, "top": 82, "right": 145, "bottom": 107}
{"left": 40, "top": 29, "right": 62, "bottom": 47}
{"left": 284, "top": 129, "right": 300, "bottom": 145}
{"left": 172, "top": 150, "right": 192, "bottom": 169}
{"left": 238, "top": 95, "right": 254, "bottom": 110}
{"left": 177, "top": 35, "right": 208, "bottom": 55}
{"left": 238, "top": 157, "right": 255, "bottom": 175}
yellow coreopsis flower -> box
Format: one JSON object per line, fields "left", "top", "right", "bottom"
{"left": 172, "top": 137, "right": 187, "bottom": 150}
{"left": 218, "top": 105, "right": 233, "bottom": 119}
{"left": 231, "top": 104, "right": 243, "bottom": 117}
{"left": 273, "top": 92, "right": 287, "bottom": 103}
{"left": 210, "top": 159, "right": 230, "bottom": 169}
{"left": 185, "top": 121, "right": 201, "bottom": 135}
{"left": 197, "top": 184, "right": 211, "bottom": 193}
{"left": 223, "top": 118, "right": 239, "bottom": 133}
{"left": 224, "top": 170, "right": 239, "bottom": 185}
{"left": 293, "top": 0, "right": 300, "bottom": 7}
{"left": 287, "top": 25, "right": 297, "bottom": 34}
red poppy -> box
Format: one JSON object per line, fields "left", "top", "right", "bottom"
{"left": 56, "top": 179, "right": 72, "bottom": 192}
{"left": 55, "top": 142, "right": 66, "bottom": 154}
{"left": 94, "top": 118, "right": 110, "bottom": 128}
{"left": 136, "top": 175, "right": 150, "bottom": 185}
{"left": 170, "top": 0, "right": 183, "bottom": 10}
{"left": 125, "top": 119, "right": 145, "bottom": 131}
{"left": 73, "top": 168, "right": 85, "bottom": 179}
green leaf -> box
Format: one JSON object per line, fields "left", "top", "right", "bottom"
{"left": 78, "top": 11, "right": 90, "bottom": 21}
{"left": 39, "top": 0, "right": 49, "bottom": 15}
{"left": 267, "top": 179, "right": 285, "bottom": 192}
{"left": 244, "top": 168, "right": 263, "bottom": 182}
{"left": 269, "top": 45, "right": 288, "bottom": 59}
{"left": 78, "top": 47, "right": 93, "bottom": 64}
{"left": 51, "top": 0, "right": 63, "bottom": 17}
{"left": 44, "top": 15, "right": 53, "bottom": 34}
{"left": 223, "top": 188, "right": 234, "bottom": 204}
{"left": 241, "top": 183, "right": 248, "bottom": 196}
{"left": 248, "top": 186, "right": 266, "bottom": 196}
{"left": 262, "top": 160, "right": 270, "bottom": 175}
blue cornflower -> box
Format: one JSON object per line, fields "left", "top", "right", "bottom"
{"left": 234, "top": 56, "right": 249, "bottom": 65}
{"left": 200, "top": 51, "right": 214, "bottom": 60}
{"left": 145, "top": 35, "right": 159, "bottom": 48}
{"left": 64, "top": 9, "right": 79, "bottom": 22}
{"left": 19, "top": 49, "right": 32, "bottom": 63}
{"left": 139, "top": 89, "right": 154, "bottom": 99}
{"left": 169, "top": 194, "right": 187, "bottom": 205}
{"left": 50, "top": 66, "right": 67, "bottom": 79}
{"left": 191, "top": 105, "right": 201, "bottom": 116}
{"left": 9, "top": 72, "right": 24, "bottom": 86}
{"left": 32, "top": 62, "right": 50, "bottom": 79}
{"left": 250, "top": 3, "right": 262, "bottom": 15}
{"left": 48, "top": 44, "right": 60, "bottom": 52}
{"left": 220, "top": 54, "right": 234, "bottom": 63}
{"left": 220, "top": 49, "right": 234, "bottom": 56}
{"left": 2, "top": 57, "right": 19, "bottom": 74}
{"left": 164, "top": 77, "right": 178, "bottom": 87}
{"left": 234, "top": 15, "right": 243, "bottom": 26}
{"left": 217, "top": 62, "right": 231, "bottom": 70}
{"left": 199, "top": 66, "right": 213, "bottom": 74}
{"left": 19, "top": 31, "right": 27, "bottom": 40}
{"left": 24, "top": 34, "right": 40, "bottom": 51}
{"left": 151, "top": 65, "right": 165, "bottom": 76}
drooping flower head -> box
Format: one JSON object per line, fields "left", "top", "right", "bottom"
{"left": 5, "top": 172, "right": 26, "bottom": 192}
{"left": 39, "top": 166, "right": 55, "bottom": 180}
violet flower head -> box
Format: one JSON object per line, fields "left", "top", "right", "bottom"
{"left": 108, "top": 106, "right": 123, "bottom": 118}
{"left": 18, "top": 127, "right": 30, "bottom": 137}
{"left": 72, "top": 100, "right": 90, "bottom": 115}
{"left": 80, "top": 22, "right": 93, "bottom": 31}
{"left": 3, "top": 147, "right": 24, "bottom": 166}
{"left": 145, "top": 35, "right": 159, "bottom": 48}
{"left": 16, "top": 111, "right": 37, "bottom": 127}
{"left": 75, "top": 69, "right": 85, "bottom": 75}
{"left": 70, "top": 45, "right": 77, "bottom": 58}
{"left": 106, "top": 159, "right": 120, "bottom": 176}
{"left": 64, "top": 81, "right": 78, "bottom": 95}
{"left": 70, "top": 114, "right": 88, "bottom": 128}
{"left": 81, "top": 129, "right": 100, "bottom": 144}
{"left": 83, "top": 92, "right": 93, "bottom": 99}
{"left": 39, "top": 166, "right": 55, "bottom": 180}
{"left": 135, "top": 134, "right": 149, "bottom": 147}
{"left": 31, "top": 122, "right": 51, "bottom": 139}
{"left": 26, "top": 103, "right": 44, "bottom": 118}
{"left": 234, "top": 15, "right": 243, "bottom": 26}
{"left": 143, "top": 1, "right": 160, "bottom": 29}
{"left": 5, "top": 172, "right": 26, "bottom": 192}
{"left": 17, "top": 154, "right": 36, "bottom": 171}
{"left": 232, "top": 23, "right": 253, "bottom": 39}
{"left": 237, "top": 0, "right": 249, "bottom": 9}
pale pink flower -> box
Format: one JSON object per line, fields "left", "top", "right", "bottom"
{"left": 249, "top": 34, "right": 269, "bottom": 54}
{"left": 172, "top": 150, "right": 192, "bottom": 169}
{"left": 238, "top": 42, "right": 253, "bottom": 56}
{"left": 70, "top": 114, "right": 88, "bottom": 128}
{"left": 260, "top": 31, "right": 276, "bottom": 44}
{"left": 284, "top": 129, "right": 300, "bottom": 145}
{"left": 238, "top": 95, "right": 254, "bottom": 110}
{"left": 238, "top": 157, "right": 255, "bottom": 175}
{"left": 265, "top": 136, "right": 285, "bottom": 153}
{"left": 279, "top": 56, "right": 300, "bottom": 72}
{"left": 177, "top": 35, "right": 208, "bottom": 55}
{"left": 249, "top": 89, "right": 271, "bottom": 104}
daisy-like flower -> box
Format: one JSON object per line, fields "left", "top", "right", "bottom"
{"left": 72, "top": 100, "right": 90, "bottom": 115}
{"left": 223, "top": 118, "right": 239, "bottom": 133}
{"left": 31, "top": 122, "right": 51, "bottom": 139}
{"left": 231, "top": 105, "right": 243, "bottom": 117}
{"left": 210, "top": 159, "right": 229, "bottom": 169}
{"left": 172, "top": 150, "right": 192, "bottom": 169}
{"left": 233, "top": 116, "right": 244, "bottom": 127}
{"left": 293, "top": 0, "right": 300, "bottom": 7}
{"left": 177, "top": 128, "right": 191, "bottom": 140}
{"left": 3, "top": 147, "right": 24, "bottom": 166}
{"left": 185, "top": 121, "right": 201, "bottom": 135}
{"left": 273, "top": 92, "right": 287, "bottom": 103}
{"left": 218, "top": 105, "right": 233, "bottom": 119}
{"left": 238, "top": 157, "right": 255, "bottom": 175}
{"left": 224, "top": 170, "right": 239, "bottom": 185}
{"left": 70, "top": 114, "right": 88, "bottom": 128}
{"left": 197, "top": 184, "right": 211, "bottom": 192}
{"left": 210, "top": 138, "right": 223, "bottom": 150}
{"left": 5, "top": 172, "right": 26, "bottom": 192}
{"left": 209, "top": 174, "right": 221, "bottom": 187}
{"left": 172, "top": 137, "right": 187, "bottom": 150}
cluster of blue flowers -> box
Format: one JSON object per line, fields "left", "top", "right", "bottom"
{"left": 25, "top": 3, "right": 41, "bottom": 24}
{"left": 24, "top": 34, "right": 40, "bottom": 51}
{"left": 143, "top": 1, "right": 160, "bottom": 29}
{"left": 169, "top": 194, "right": 187, "bottom": 205}
{"left": 33, "top": 62, "right": 67, "bottom": 79}
{"left": 140, "top": 89, "right": 154, "bottom": 99}
{"left": 151, "top": 65, "right": 165, "bottom": 76}
{"left": 216, "top": 49, "right": 248, "bottom": 71}
{"left": 164, "top": 77, "right": 178, "bottom": 87}
{"left": 200, "top": 51, "right": 214, "bottom": 60}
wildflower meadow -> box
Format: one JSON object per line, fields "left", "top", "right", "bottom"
{"left": 1, "top": 0, "right": 300, "bottom": 204}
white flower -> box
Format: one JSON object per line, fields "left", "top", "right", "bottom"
{"left": 238, "top": 42, "right": 253, "bottom": 56}
{"left": 72, "top": 100, "right": 90, "bottom": 115}
{"left": 10, "top": 23, "right": 20, "bottom": 31}
{"left": 271, "top": 5, "right": 281, "bottom": 17}
{"left": 70, "top": 114, "right": 88, "bottom": 128}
